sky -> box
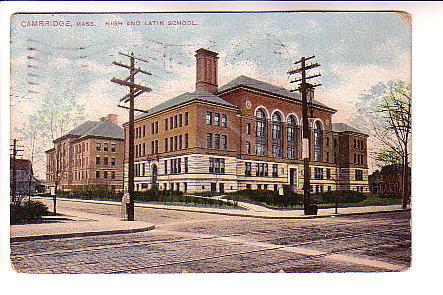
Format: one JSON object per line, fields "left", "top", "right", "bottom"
{"left": 9, "top": 12, "right": 411, "bottom": 178}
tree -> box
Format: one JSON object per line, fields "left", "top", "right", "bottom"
{"left": 352, "top": 81, "right": 411, "bottom": 208}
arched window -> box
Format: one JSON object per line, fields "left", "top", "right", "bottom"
{"left": 287, "top": 115, "right": 298, "bottom": 159}
{"left": 272, "top": 112, "right": 283, "bottom": 157}
{"left": 313, "top": 121, "right": 323, "bottom": 161}
{"left": 255, "top": 109, "right": 267, "bottom": 156}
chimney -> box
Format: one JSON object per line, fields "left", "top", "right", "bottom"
{"left": 101, "top": 114, "right": 118, "bottom": 124}
{"left": 195, "top": 48, "right": 219, "bottom": 94}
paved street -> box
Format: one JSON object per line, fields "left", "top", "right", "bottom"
{"left": 10, "top": 200, "right": 411, "bottom": 273}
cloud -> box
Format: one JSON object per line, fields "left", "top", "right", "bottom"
{"left": 316, "top": 50, "right": 411, "bottom": 123}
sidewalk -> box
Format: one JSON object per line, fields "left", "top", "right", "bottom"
{"left": 10, "top": 205, "right": 155, "bottom": 242}
{"left": 38, "top": 197, "right": 409, "bottom": 220}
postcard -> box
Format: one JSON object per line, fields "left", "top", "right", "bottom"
{"left": 9, "top": 11, "right": 411, "bottom": 274}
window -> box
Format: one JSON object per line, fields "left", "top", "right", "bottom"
{"left": 246, "top": 184, "right": 252, "bottom": 190}
{"left": 151, "top": 123, "right": 155, "bottom": 134}
{"left": 246, "top": 123, "right": 251, "bottom": 135}
{"left": 206, "top": 112, "right": 212, "bottom": 125}
{"left": 354, "top": 153, "right": 357, "bottom": 163}
{"left": 184, "top": 112, "right": 189, "bottom": 126}
{"left": 179, "top": 114, "right": 183, "bottom": 127}
{"left": 214, "top": 113, "right": 220, "bottom": 126}
{"left": 170, "top": 137, "right": 173, "bottom": 152}
{"left": 256, "top": 143, "right": 267, "bottom": 156}
{"left": 272, "top": 145, "right": 282, "bottom": 158}
{"left": 222, "top": 135, "right": 227, "bottom": 150}
{"left": 354, "top": 139, "right": 357, "bottom": 148}
{"left": 326, "top": 137, "right": 329, "bottom": 147}
{"left": 155, "top": 121, "right": 158, "bottom": 133}
{"left": 272, "top": 112, "right": 282, "bottom": 141}
{"left": 256, "top": 163, "right": 268, "bottom": 177}
{"left": 111, "top": 157, "right": 116, "bottom": 166}
{"left": 221, "top": 114, "right": 227, "bottom": 127}
{"left": 184, "top": 133, "right": 189, "bottom": 148}
{"left": 164, "top": 160, "right": 168, "bottom": 174}
{"left": 313, "top": 121, "right": 323, "bottom": 161}
{"left": 151, "top": 141, "right": 154, "bottom": 154}
{"left": 174, "top": 115, "right": 178, "bottom": 128}
{"left": 245, "top": 162, "right": 252, "bottom": 176}
{"left": 287, "top": 147, "right": 296, "bottom": 159}
{"left": 209, "top": 158, "right": 214, "bottom": 173}
{"left": 174, "top": 136, "right": 178, "bottom": 151}
{"left": 287, "top": 115, "right": 297, "bottom": 144}
{"left": 111, "top": 171, "right": 115, "bottom": 179}
{"left": 96, "top": 171, "right": 100, "bottom": 179}
{"left": 104, "top": 171, "right": 108, "bottom": 179}
{"left": 96, "top": 143, "right": 101, "bottom": 151}
{"left": 170, "top": 116, "right": 173, "bottom": 129}
{"left": 272, "top": 164, "right": 278, "bottom": 177}
{"left": 155, "top": 140, "right": 158, "bottom": 154}
{"left": 96, "top": 156, "right": 100, "bottom": 165}
{"left": 209, "top": 158, "right": 225, "bottom": 174}
{"left": 143, "top": 143, "right": 146, "bottom": 156}
{"left": 355, "top": 169, "right": 363, "bottom": 181}
{"left": 184, "top": 157, "right": 188, "bottom": 173}
{"left": 256, "top": 109, "right": 267, "bottom": 156}
{"left": 104, "top": 143, "right": 108, "bottom": 152}
{"left": 333, "top": 138, "right": 337, "bottom": 147}
{"left": 326, "top": 168, "right": 331, "bottom": 179}
{"left": 104, "top": 157, "right": 108, "bottom": 166}
{"left": 111, "top": 143, "right": 116, "bottom": 152}
{"left": 214, "top": 134, "right": 220, "bottom": 149}
{"left": 143, "top": 125, "right": 146, "bottom": 137}
{"left": 246, "top": 141, "right": 251, "bottom": 155}
{"left": 206, "top": 133, "right": 213, "bottom": 148}
{"left": 314, "top": 167, "right": 323, "bottom": 180}
{"left": 165, "top": 118, "right": 168, "bottom": 131}
{"left": 326, "top": 152, "right": 330, "bottom": 162}
{"left": 165, "top": 138, "right": 168, "bottom": 152}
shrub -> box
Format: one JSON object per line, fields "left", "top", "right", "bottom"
{"left": 10, "top": 200, "right": 49, "bottom": 224}
{"left": 66, "top": 185, "right": 122, "bottom": 201}
{"left": 226, "top": 188, "right": 303, "bottom": 207}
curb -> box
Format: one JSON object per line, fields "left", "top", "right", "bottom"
{"left": 10, "top": 223, "right": 155, "bottom": 242}
{"left": 39, "top": 197, "right": 410, "bottom": 220}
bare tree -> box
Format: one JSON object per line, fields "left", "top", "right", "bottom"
{"left": 353, "top": 81, "right": 411, "bottom": 208}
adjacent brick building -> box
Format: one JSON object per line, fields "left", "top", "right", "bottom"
{"left": 369, "top": 164, "right": 411, "bottom": 197}
{"left": 45, "top": 114, "right": 125, "bottom": 192}
{"left": 124, "top": 48, "right": 369, "bottom": 194}
{"left": 10, "top": 158, "right": 39, "bottom": 196}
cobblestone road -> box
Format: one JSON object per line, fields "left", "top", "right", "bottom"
{"left": 10, "top": 201, "right": 411, "bottom": 273}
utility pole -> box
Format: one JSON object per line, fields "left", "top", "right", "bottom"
{"left": 288, "top": 56, "right": 321, "bottom": 215}
{"left": 111, "top": 52, "right": 151, "bottom": 221}
{"left": 10, "top": 139, "right": 24, "bottom": 204}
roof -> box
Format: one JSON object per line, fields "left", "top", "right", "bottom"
{"left": 217, "top": 75, "right": 335, "bottom": 111}
{"left": 135, "top": 90, "right": 238, "bottom": 120}
{"left": 332, "top": 123, "right": 365, "bottom": 134}
{"left": 56, "top": 120, "right": 124, "bottom": 142}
